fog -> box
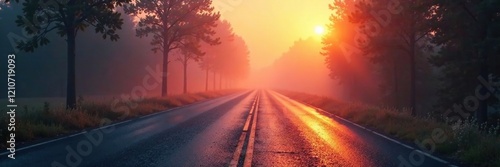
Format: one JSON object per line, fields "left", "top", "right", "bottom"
{"left": 0, "top": 4, "right": 225, "bottom": 98}
{"left": 0, "top": 3, "right": 381, "bottom": 103}
{"left": 250, "top": 37, "right": 351, "bottom": 101}
{"left": 0, "top": 2, "right": 432, "bottom": 107}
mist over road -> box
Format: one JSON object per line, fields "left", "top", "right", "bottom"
{"left": 0, "top": 90, "right": 453, "bottom": 167}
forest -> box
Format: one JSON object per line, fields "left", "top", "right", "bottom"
{"left": 317, "top": 0, "right": 500, "bottom": 123}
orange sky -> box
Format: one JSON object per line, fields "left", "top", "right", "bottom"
{"left": 213, "top": 0, "right": 332, "bottom": 70}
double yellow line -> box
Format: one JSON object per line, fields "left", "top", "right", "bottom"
{"left": 230, "top": 91, "right": 261, "bottom": 167}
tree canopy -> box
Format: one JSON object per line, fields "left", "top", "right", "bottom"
{"left": 124, "top": 0, "right": 220, "bottom": 96}
{"left": 12, "top": 0, "right": 131, "bottom": 108}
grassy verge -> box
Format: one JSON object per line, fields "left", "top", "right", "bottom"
{"left": 0, "top": 90, "right": 241, "bottom": 149}
{"left": 277, "top": 90, "right": 500, "bottom": 167}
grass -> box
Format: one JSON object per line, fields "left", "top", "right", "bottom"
{"left": 0, "top": 90, "right": 240, "bottom": 149}
{"left": 277, "top": 90, "right": 500, "bottom": 167}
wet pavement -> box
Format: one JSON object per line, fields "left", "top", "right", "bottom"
{"left": 0, "top": 90, "right": 453, "bottom": 167}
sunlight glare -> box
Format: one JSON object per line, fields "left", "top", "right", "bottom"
{"left": 315, "top": 26, "right": 325, "bottom": 35}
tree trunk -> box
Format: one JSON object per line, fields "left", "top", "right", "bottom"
{"left": 205, "top": 68, "right": 209, "bottom": 91}
{"left": 477, "top": 51, "right": 488, "bottom": 124}
{"left": 393, "top": 54, "right": 399, "bottom": 107}
{"left": 66, "top": 28, "right": 76, "bottom": 109}
{"left": 213, "top": 71, "right": 216, "bottom": 90}
{"left": 409, "top": 40, "right": 417, "bottom": 116}
{"left": 462, "top": 5, "right": 490, "bottom": 124}
{"left": 348, "top": 73, "right": 354, "bottom": 101}
{"left": 162, "top": 48, "right": 169, "bottom": 97}
{"left": 477, "top": 31, "right": 489, "bottom": 124}
{"left": 183, "top": 59, "right": 188, "bottom": 94}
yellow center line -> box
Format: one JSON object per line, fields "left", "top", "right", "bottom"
{"left": 230, "top": 91, "right": 261, "bottom": 167}
{"left": 243, "top": 95, "right": 260, "bottom": 167}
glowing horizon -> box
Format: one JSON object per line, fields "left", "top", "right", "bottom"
{"left": 213, "top": 0, "right": 332, "bottom": 70}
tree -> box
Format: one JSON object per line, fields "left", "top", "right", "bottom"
{"left": 322, "top": 0, "right": 356, "bottom": 85}
{"left": 175, "top": 37, "right": 204, "bottom": 93}
{"left": 12, "top": 0, "right": 131, "bottom": 109}
{"left": 200, "top": 20, "right": 234, "bottom": 91}
{"left": 322, "top": 0, "right": 380, "bottom": 103}
{"left": 221, "top": 34, "right": 250, "bottom": 86}
{"left": 348, "top": 0, "right": 434, "bottom": 116}
{"left": 124, "top": 0, "right": 220, "bottom": 96}
{"left": 199, "top": 52, "right": 213, "bottom": 91}
{"left": 429, "top": 0, "right": 500, "bottom": 123}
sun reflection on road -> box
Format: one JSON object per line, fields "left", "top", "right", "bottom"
{"left": 269, "top": 91, "right": 372, "bottom": 167}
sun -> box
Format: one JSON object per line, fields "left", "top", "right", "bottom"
{"left": 314, "top": 25, "right": 325, "bottom": 35}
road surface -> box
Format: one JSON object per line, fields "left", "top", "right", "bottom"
{"left": 0, "top": 90, "right": 456, "bottom": 167}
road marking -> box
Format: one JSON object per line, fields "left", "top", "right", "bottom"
{"left": 0, "top": 131, "right": 87, "bottom": 156}
{"left": 271, "top": 90, "right": 457, "bottom": 166}
{"left": 415, "top": 150, "right": 449, "bottom": 164}
{"left": 242, "top": 114, "right": 252, "bottom": 132}
{"left": 230, "top": 91, "right": 260, "bottom": 167}
{"left": 249, "top": 98, "right": 256, "bottom": 115}
{"left": 243, "top": 96, "right": 259, "bottom": 167}
{"left": 229, "top": 132, "right": 247, "bottom": 167}
{"left": 243, "top": 97, "right": 258, "bottom": 132}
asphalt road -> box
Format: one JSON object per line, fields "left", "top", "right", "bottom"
{"left": 0, "top": 90, "right": 456, "bottom": 167}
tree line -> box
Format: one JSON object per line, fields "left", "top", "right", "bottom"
{"left": 2, "top": 0, "right": 249, "bottom": 109}
{"left": 322, "top": 0, "right": 500, "bottom": 124}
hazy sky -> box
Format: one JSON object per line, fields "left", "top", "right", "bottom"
{"left": 214, "top": 0, "right": 332, "bottom": 70}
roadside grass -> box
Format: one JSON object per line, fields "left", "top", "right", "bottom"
{"left": 277, "top": 90, "right": 500, "bottom": 167}
{"left": 0, "top": 90, "right": 240, "bottom": 149}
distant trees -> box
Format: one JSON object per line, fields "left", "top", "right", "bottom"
{"left": 200, "top": 20, "right": 249, "bottom": 91}
{"left": 270, "top": 37, "right": 339, "bottom": 96}
{"left": 221, "top": 34, "right": 250, "bottom": 86}
{"left": 12, "top": 0, "right": 131, "bottom": 109}
{"left": 200, "top": 20, "right": 233, "bottom": 91}
{"left": 124, "top": 0, "right": 220, "bottom": 96}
